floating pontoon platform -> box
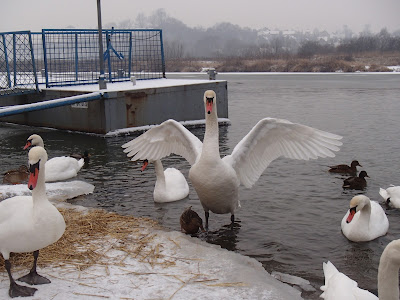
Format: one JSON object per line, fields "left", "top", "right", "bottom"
{"left": 0, "top": 78, "right": 228, "bottom": 134}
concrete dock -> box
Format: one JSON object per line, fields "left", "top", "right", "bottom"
{"left": 0, "top": 78, "right": 228, "bottom": 134}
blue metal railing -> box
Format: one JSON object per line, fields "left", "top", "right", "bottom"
{"left": 0, "top": 31, "right": 39, "bottom": 97}
{"left": 1, "top": 28, "right": 166, "bottom": 95}
{"left": 37, "top": 28, "right": 166, "bottom": 88}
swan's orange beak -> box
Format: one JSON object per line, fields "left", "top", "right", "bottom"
{"left": 141, "top": 160, "right": 149, "bottom": 172}
{"left": 28, "top": 161, "right": 40, "bottom": 190}
{"left": 346, "top": 207, "right": 357, "bottom": 223}
{"left": 23, "top": 140, "right": 32, "bottom": 150}
{"left": 206, "top": 97, "right": 213, "bottom": 114}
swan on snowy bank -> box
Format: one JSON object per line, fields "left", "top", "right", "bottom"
{"left": 122, "top": 90, "right": 342, "bottom": 229}
{"left": 0, "top": 146, "right": 66, "bottom": 298}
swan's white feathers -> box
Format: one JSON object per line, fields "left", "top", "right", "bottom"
{"left": 379, "top": 186, "right": 400, "bottom": 208}
{"left": 224, "top": 118, "right": 343, "bottom": 188}
{"left": 321, "top": 261, "right": 379, "bottom": 300}
{"left": 122, "top": 119, "right": 203, "bottom": 165}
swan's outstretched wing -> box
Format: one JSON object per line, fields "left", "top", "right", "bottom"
{"left": 223, "top": 118, "right": 342, "bottom": 188}
{"left": 122, "top": 119, "right": 203, "bottom": 165}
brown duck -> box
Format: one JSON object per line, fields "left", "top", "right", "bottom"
{"left": 70, "top": 150, "right": 90, "bottom": 164}
{"left": 180, "top": 206, "right": 205, "bottom": 234}
{"left": 329, "top": 160, "right": 361, "bottom": 174}
{"left": 3, "top": 165, "right": 29, "bottom": 184}
{"left": 343, "top": 170, "right": 369, "bottom": 190}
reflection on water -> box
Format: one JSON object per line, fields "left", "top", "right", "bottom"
{"left": 1, "top": 73, "right": 400, "bottom": 299}
{"left": 203, "top": 222, "right": 241, "bottom": 252}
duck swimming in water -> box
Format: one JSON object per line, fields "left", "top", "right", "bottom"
{"left": 328, "top": 160, "right": 361, "bottom": 175}
{"left": 3, "top": 165, "right": 29, "bottom": 184}
{"left": 342, "top": 170, "right": 369, "bottom": 190}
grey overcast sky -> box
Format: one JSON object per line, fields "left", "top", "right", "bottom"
{"left": 1, "top": 0, "right": 400, "bottom": 33}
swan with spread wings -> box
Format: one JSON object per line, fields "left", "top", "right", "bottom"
{"left": 122, "top": 90, "right": 342, "bottom": 229}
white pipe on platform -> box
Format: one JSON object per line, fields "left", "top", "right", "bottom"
{"left": 0, "top": 91, "right": 106, "bottom": 118}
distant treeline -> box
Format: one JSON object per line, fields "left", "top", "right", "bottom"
{"left": 108, "top": 9, "right": 400, "bottom": 60}
{"left": 298, "top": 30, "right": 400, "bottom": 58}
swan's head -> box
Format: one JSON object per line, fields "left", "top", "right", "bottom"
{"left": 203, "top": 90, "right": 217, "bottom": 115}
{"left": 24, "top": 134, "right": 44, "bottom": 150}
{"left": 28, "top": 146, "right": 48, "bottom": 190}
{"left": 346, "top": 195, "right": 370, "bottom": 223}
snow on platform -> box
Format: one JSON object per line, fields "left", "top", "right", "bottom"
{"left": 43, "top": 78, "right": 225, "bottom": 93}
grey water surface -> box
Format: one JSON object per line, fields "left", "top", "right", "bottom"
{"left": 1, "top": 73, "right": 400, "bottom": 299}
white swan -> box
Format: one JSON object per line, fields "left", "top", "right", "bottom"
{"left": 379, "top": 186, "right": 400, "bottom": 208}
{"left": 122, "top": 90, "right": 342, "bottom": 228}
{"left": 24, "top": 134, "right": 84, "bottom": 182}
{"left": 321, "top": 239, "right": 400, "bottom": 300}
{"left": 341, "top": 195, "right": 389, "bottom": 242}
{"left": 141, "top": 159, "right": 189, "bottom": 203}
{"left": 0, "top": 146, "right": 66, "bottom": 298}
{"left": 320, "top": 261, "right": 378, "bottom": 300}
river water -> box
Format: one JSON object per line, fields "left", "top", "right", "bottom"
{"left": 1, "top": 73, "right": 400, "bottom": 298}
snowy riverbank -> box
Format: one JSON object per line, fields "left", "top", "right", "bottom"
{"left": 0, "top": 198, "right": 303, "bottom": 299}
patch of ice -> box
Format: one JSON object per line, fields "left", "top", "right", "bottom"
{"left": 271, "top": 271, "right": 316, "bottom": 292}
{"left": 0, "top": 180, "right": 95, "bottom": 202}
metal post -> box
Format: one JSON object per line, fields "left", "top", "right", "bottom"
{"left": 2, "top": 34, "right": 12, "bottom": 88}
{"left": 97, "top": 0, "right": 107, "bottom": 90}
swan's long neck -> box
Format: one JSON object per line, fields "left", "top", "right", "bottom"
{"left": 378, "top": 241, "right": 400, "bottom": 300}
{"left": 153, "top": 160, "right": 165, "bottom": 187}
{"left": 201, "top": 110, "right": 220, "bottom": 160}
{"left": 32, "top": 163, "right": 47, "bottom": 203}
{"left": 358, "top": 200, "right": 372, "bottom": 227}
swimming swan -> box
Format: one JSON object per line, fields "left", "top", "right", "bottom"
{"left": 0, "top": 146, "right": 66, "bottom": 297}
{"left": 122, "top": 90, "right": 342, "bottom": 228}
{"left": 379, "top": 186, "right": 400, "bottom": 208}
{"left": 341, "top": 195, "right": 389, "bottom": 242}
{"left": 321, "top": 239, "right": 400, "bottom": 299}
{"left": 141, "top": 159, "right": 189, "bottom": 203}
{"left": 24, "top": 134, "right": 84, "bottom": 182}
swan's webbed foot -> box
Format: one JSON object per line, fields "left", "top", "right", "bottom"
{"left": 9, "top": 281, "right": 37, "bottom": 298}
{"left": 18, "top": 250, "right": 51, "bottom": 285}
{"left": 18, "top": 270, "right": 51, "bottom": 285}
{"left": 230, "top": 214, "right": 235, "bottom": 230}
{"left": 5, "top": 259, "right": 38, "bottom": 298}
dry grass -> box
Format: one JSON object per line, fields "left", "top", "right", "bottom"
{"left": 166, "top": 52, "right": 400, "bottom": 73}
{"left": 0, "top": 208, "right": 163, "bottom": 272}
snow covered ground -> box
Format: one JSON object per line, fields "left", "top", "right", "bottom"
{"left": 0, "top": 180, "right": 95, "bottom": 201}
{"left": 0, "top": 220, "right": 303, "bottom": 299}
{"left": 0, "top": 184, "right": 304, "bottom": 299}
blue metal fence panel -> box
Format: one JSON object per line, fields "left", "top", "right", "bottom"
{"left": 39, "top": 28, "right": 165, "bottom": 87}
{"left": 0, "top": 31, "right": 39, "bottom": 97}
{"left": 1, "top": 28, "right": 165, "bottom": 92}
